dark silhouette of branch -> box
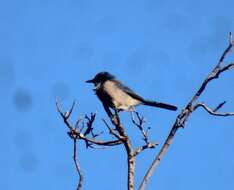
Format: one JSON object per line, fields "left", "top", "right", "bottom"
{"left": 213, "top": 101, "right": 226, "bottom": 112}
{"left": 139, "top": 32, "right": 234, "bottom": 190}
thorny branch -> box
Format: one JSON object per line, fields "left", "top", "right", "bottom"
{"left": 139, "top": 33, "right": 234, "bottom": 190}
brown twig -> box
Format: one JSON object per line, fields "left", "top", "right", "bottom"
{"left": 139, "top": 32, "right": 234, "bottom": 190}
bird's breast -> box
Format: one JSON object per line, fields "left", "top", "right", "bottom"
{"left": 99, "top": 80, "right": 141, "bottom": 111}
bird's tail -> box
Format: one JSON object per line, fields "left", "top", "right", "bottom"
{"left": 142, "top": 100, "right": 177, "bottom": 111}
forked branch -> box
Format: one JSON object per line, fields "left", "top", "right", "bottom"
{"left": 193, "top": 102, "right": 234, "bottom": 116}
{"left": 57, "top": 101, "right": 157, "bottom": 190}
{"left": 139, "top": 32, "right": 234, "bottom": 190}
{"left": 56, "top": 101, "right": 123, "bottom": 190}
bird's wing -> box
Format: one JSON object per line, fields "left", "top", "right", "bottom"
{"left": 113, "top": 80, "right": 145, "bottom": 102}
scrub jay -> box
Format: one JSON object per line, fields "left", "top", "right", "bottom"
{"left": 86, "top": 72, "right": 177, "bottom": 117}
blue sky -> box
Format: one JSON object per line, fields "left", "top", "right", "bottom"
{"left": 1, "top": 0, "right": 234, "bottom": 189}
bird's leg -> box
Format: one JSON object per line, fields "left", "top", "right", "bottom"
{"left": 103, "top": 104, "right": 113, "bottom": 118}
{"left": 111, "top": 108, "right": 121, "bottom": 126}
{"left": 113, "top": 108, "right": 119, "bottom": 119}
{"left": 103, "top": 104, "right": 120, "bottom": 127}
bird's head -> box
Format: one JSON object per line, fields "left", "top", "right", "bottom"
{"left": 86, "top": 71, "right": 115, "bottom": 86}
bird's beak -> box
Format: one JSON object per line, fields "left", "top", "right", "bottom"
{"left": 85, "top": 79, "right": 94, "bottom": 83}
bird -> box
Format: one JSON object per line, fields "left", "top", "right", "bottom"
{"left": 86, "top": 71, "right": 177, "bottom": 117}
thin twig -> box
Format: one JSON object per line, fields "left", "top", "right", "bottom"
{"left": 56, "top": 101, "right": 74, "bottom": 130}
{"left": 83, "top": 113, "right": 96, "bottom": 136}
{"left": 193, "top": 102, "right": 234, "bottom": 116}
{"left": 56, "top": 102, "right": 122, "bottom": 147}
{"left": 131, "top": 111, "right": 150, "bottom": 144}
{"left": 213, "top": 101, "right": 226, "bottom": 112}
{"left": 133, "top": 142, "right": 158, "bottom": 157}
{"left": 130, "top": 111, "right": 159, "bottom": 157}
{"left": 102, "top": 119, "right": 124, "bottom": 140}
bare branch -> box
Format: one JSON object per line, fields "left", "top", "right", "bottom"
{"left": 217, "top": 32, "right": 233, "bottom": 67}
{"left": 81, "top": 136, "right": 122, "bottom": 146}
{"left": 102, "top": 119, "right": 124, "bottom": 140}
{"left": 130, "top": 111, "right": 159, "bottom": 157}
{"left": 75, "top": 117, "right": 83, "bottom": 129}
{"left": 56, "top": 100, "right": 127, "bottom": 190}
{"left": 219, "top": 62, "right": 234, "bottom": 73}
{"left": 110, "top": 111, "right": 135, "bottom": 190}
{"left": 73, "top": 139, "right": 84, "bottom": 190}
{"left": 66, "top": 101, "right": 76, "bottom": 118}
{"left": 56, "top": 101, "right": 74, "bottom": 130}
{"left": 228, "top": 32, "right": 233, "bottom": 45}
{"left": 193, "top": 102, "right": 234, "bottom": 116}
{"left": 56, "top": 101, "right": 122, "bottom": 147}
{"left": 191, "top": 34, "right": 234, "bottom": 104}
{"left": 131, "top": 111, "right": 150, "bottom": 144}
{"left": 83, "top": 113, "right": 96, "bottom": 136}
{"left": 133, "top": 142, "right": 158, "bottom": 157}
{"left": 139, "top": 33, "right": 234, "bottom": 190}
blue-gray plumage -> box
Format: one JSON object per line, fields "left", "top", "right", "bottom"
{"left": 86, "top": 72, "right": 177, "bottom": 117}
